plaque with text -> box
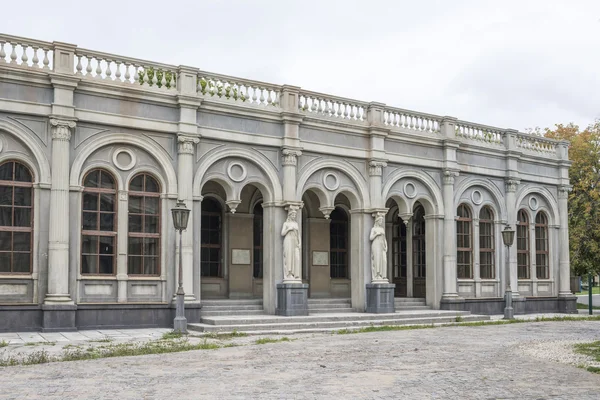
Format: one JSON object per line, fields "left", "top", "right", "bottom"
{"left": 231, "top": 249, "right": 251, "bottom": 265}
{"left": 312, "top": 251, "right": 329, "bottom": 266}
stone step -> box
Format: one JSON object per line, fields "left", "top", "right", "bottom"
{"left": 188, "top": 314, "right": 489, "bottom": 333}
{"left": 307, "top": 298, "right": 351, "bottom": 304}
{"left": 395, "top": 306, "right": 431, "bottom": 311}
{"left": 201, "top": 299, "right": 263, "bottom": 306}
{"left": 200, "top": 310, "right": 473, "bottom": 326}
{"left": 200, "top": 310, "right": 266, "bottom": 317}
{"left": 201, "top": 305, "right": 264, "bottom": 311}
{"left": 307, "top": 303, "right": 353, "bottom": 309}
{"left": 394, "top": 298, "right": 426, "bottom": 303}
{"left": 309, "top": 308, "right": 356, "bottom": 314}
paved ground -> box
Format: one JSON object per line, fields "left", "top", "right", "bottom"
{"left": 1, "top": 320, "right": 600, "bottom": 399}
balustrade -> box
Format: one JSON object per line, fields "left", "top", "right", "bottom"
{"left": 384, "top": 108, "right": 441, "bottom": 133}
{"left": 516, "top": 134, "right": 557, "bottom": 155}
{"left": 298, "top": 92, "right": 367, "bottom": 121}
{"left": 74, "top": 49, "right": 177, "bottom": 90}
{"left": 198, "top": 73, "right": 280, "bottom": 107}
{"left": 455, "top": 121, "right": 503, "bottom": 144}
{"left": 0, "top": 35, "right": 52, "bottom": 69}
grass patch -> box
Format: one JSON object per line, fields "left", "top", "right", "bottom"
{"left": 337, "top": 324, "right": 436, "bottom": 335}
{"left": 576, "top": 287, "right": 600, "bottom": 296}
{"left": 161, "top": 331, "right": 184, "bottom": 340}
{"left": 576, "top": 303, "right": 600, "bottom": 310}
{"left": 574, "top": 341, "right": 600, "bottom": 374}
{"left": 0, "top": 340, "right": 8, "bottom": 348}
{"left": 455, "top": 316, "right": 463, "bottom": 323}
{"left": 24, "top": 341, "right": 55, "bottom": 346}
{"left": 203, "top": 330, "right": 248, "bottom": 340}
{"left": 255, "top": 337, "right": 291, "bottom": 345}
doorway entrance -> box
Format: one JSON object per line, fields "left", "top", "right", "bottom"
{"left": 391, "top": 204, "right": 426, "bottom": 298}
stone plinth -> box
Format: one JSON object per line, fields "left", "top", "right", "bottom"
{"left": 366, "top": 283, "right": 395, "bottom": 313}
{"left": 276, "top": 283, "right": 309, "bottom": 316}
{"left": 41, "top": 304, "right": 77, "bottom": 332}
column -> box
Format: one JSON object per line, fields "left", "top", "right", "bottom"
{"left": 117, "top": 190, "right": 129, "bottom": 302}
{"left": 473, "top": 218, "right": 481, "bottom": 297}
{"left": 177, "top": 135, "right": 199, "bottom": 301}
{"left": 45, "top": 118, "right": 76, "bottom": 305}
{"left": 282, "top": 149, "right": 302, "bottom": 201}
{"left": 505, "top": 179, "right": 520, "bottom": 295}
{"left": 441, "top": 169, "right": 459, "bottom": 299}
{"left": 558, "top": 185, "right": 572, "bottom": 296}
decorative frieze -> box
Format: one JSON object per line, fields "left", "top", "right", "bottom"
{"left": 282, "top": 149, "right": 302, "bottom": 166}
{"left": 368, "top": 160, "right": 387, "bottom": 177}
{"left": 177, "top": 135, "right": 200, "bottom": 154}
{"left": 50, "top": 119, "right": 76, "bottom": 141}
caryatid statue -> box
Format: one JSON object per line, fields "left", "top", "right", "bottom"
{"left": 370, "top": 213, "right": 388, "bottom": 283}
{"left": 282, "top": 206, "right": 301, "bottom": 282}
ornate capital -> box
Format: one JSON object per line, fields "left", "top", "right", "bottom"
{"left": 50, "top": 119, "right": 76, "bottom": 141}
{"left": 558, "top": 185, "right": 572, "bottom": 199}
{"left": 177, "top": 135, "right": 200, "bottom": 154}
{"left": 505, "top": 178, "right": 521, "bottom": 193}
{"left": 282, "top": 149, "right": 302, "bottom": 166}
{"left": 368, "top": 160, "right": 387, "bottom": 177}
{"left": 442, "top": 169, "right": 459, "bottom": 185}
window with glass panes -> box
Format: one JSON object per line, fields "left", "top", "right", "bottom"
{"left": 253, "top": 202, "right": 263, "bottom": 279}
{"left": 81, "top": 169, "right": 117, "bottom": 275}
{"left": 330, "top": 207, "right": 348, "bottom": 279}
{"left": 517, "top": 209, "right": 530, "bottom": 279}
{"left": 413, "top": 205, "right": 426, "bottom": 279}
{"left": 392, "top": 211, "right": 407, "bottom": 279}
{"left": 479, "top": 207, "right": 495, "bottom": 279}
{"left": 456, "top": 204, "right": 472, "bottom": 279}
{"left": 0, "top": 161, "right": 33, "bottom": 274}
{"left": 201, "top": 198, "right": 222, "bottom": 277}
{"left": 128, "top": 173, "right": 160, "bottom": 275}
{"left": 535, "top": 212, "right": 549, "bottom": 279}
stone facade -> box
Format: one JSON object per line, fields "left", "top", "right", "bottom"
{"left": 0, "top": 34, "right": 575, "bottom": 331}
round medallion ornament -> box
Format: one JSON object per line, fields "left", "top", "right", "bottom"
{"left": 227, "top": 162, "right": 247, "bottom": 182}
{"left": 112, "top": 148, "right": 136, "bottom": 171}
{"left": 471, "top": 190, "right": 483, "bottom": 205}
{"left": 323, "top": 172, "right": 339, "bottom": 191}
{"left": 403, "top": 181, "right": 417, "bottom": 199}
{"left": 529, "top": 196, "right": 539, "bottom": 211}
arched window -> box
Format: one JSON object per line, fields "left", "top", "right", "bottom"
{"left": 0, "top": 161, "right": 33, "bottom": 273}
{"left": 81, "top": 169, "right": 117, "bottom": 275}
{"left": 535, "top": 211, "right": 549, "bottom": 279}
{"left": 392, "top": 210, "right": 407, "bottom": 280}
{"left": 253, "top": 202, "right": 263, "bottom": 279}
{"left": 517, "top": 209, "right": 530, "bottom": 279}
{"left": 456, "top": 204, "right": 472, "bottom": 279}
{"left": 201, "top": 197, "right": 222, "bottom": 277}
{"left": 330, "top": 207, "right": 348, "bottom": 279}
{"left": 128, "top": 173, "right": 160, "bottom": 275}
{"left": 479, "top": 206, "right": 495, "bottom": 279}
{"left": 413, "top": 205, "right": 426, "bottom": 298}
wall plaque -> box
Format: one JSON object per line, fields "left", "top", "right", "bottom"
{"left": 232, "top": 249, "right": 251, "bottom": 265}
{"left": 312, "top": 251, "right": 329, "bottom": 266}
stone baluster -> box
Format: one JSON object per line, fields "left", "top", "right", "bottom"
{"left": 42, "top": 48, "right": 50, "bottom": 69}
{"left": 32, "top": 47, "right": 39, "bottom": 67}
{"left": 0, "top": 41, "right": 5, "bottom": 62}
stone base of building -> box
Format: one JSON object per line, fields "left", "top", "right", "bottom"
{"left": 366, "top": 283, "right": 395, "bottom": 313}
{"left": 276, "top": 283, "right": 309, "bottom": 316}
{"left": 440, "top": 296, "right": 578, "bottom": 315}
{"left": 0, "top": 303, "right": 203, "bottom": 332}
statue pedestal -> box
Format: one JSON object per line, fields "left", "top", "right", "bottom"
{"left": 276, "top": 283, "right": 309, "bottom": 316}
{"left": 366, "top": 283, "right": 395, "bottom": 314}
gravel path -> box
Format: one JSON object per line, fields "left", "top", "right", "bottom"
{"left": 1, "top": 321, "right": 600, "bottom": 399}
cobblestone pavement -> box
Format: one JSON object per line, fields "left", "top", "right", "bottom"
{"left": 1, "top": 321, "right": 600, "bottom": 399}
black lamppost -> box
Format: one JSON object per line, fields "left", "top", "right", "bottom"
{"left": 172, "top": 200, "right": 190, "bottom": 333}
{"left": 501, "top": 224, "right": 516, "bottom": 320}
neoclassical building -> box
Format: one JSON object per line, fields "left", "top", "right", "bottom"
{"left": 0, "top": 34, "right": 575, "bottom": 331}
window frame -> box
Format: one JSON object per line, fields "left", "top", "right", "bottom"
{"left": 81, "top": 169, "right": 118, "bottom": 276}
{"left": 535, "top": 211, "right": 549, "bottom": 280}
{"left": 456, "top": 204, "right": 473, "bottom": 279}
{"left": 253, "top": 202, "right": 263, "bottom": 279}
{"left": 330, "top": 207, "right": 349, "bottom": 279}
{"left": 517, "top": 209, "right": 530, "bottom": 279}
{"left": 200, "top": 197, "right": 223, "bottom": 278}
{"left": 0, "top": 160, "right": 34, "bottom": 274}
{"left": 127, "top": 173, "right": 161, "bottom": 276}
{"left": 478, "top": 206, "right": 495, "bottom": 279}
{"left": 392, "top": 210, "right": 407, "bottom": 279}
{"left": 412, "top": 205, "right": 426, "bottom": 279}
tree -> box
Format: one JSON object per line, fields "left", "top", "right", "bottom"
{"left": 545, "top": 123, "right": 600, "bottom": 276}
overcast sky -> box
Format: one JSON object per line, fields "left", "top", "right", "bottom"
{"left": 3, "top": 0, "right": 600, "bottom": 131}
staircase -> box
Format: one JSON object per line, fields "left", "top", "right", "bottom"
{"left": 308, "top": 298, "right": 355, "bottom": 314}
{"left": 395, "top": 297, "right": 430, "bottom": 311}
{"left": 199, "top": 299, "right": 265, "bottom": 317}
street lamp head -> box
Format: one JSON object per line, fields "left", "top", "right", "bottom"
{"left": 171, "top": 200, "right": 190, "bottom": 232}
{"left": 501, "top": 224, "right": 515, "bottom": 247}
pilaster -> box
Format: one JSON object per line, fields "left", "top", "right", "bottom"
{"left": 45, "top": 118, "right": 76, "bottom": 305}
{"left": 441, "top": 169, "right": 459, "bottom": 299}
{"left": 368, "top": 160, "right": 387, "bottom": 209}
{"left": 558, "top": 184, "right": 572, "bottom": 296}
{"left": 282, "top": 148, "right": 302, "bottom": 201}
{"left": 505, "top": 178, "right": 520, "bottom": 295}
